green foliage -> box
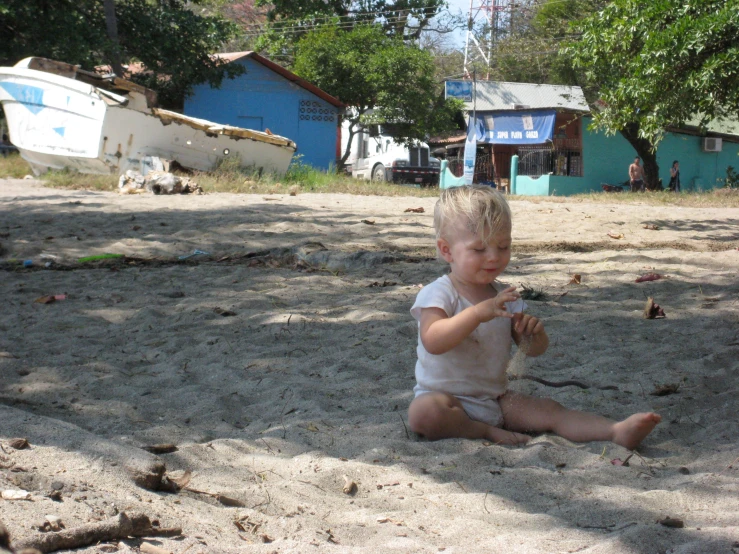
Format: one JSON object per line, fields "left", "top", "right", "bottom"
{"left": 292, "top": 23, "right": 463, "bottom": 163}
{"left": 718, "top": 166, "right": 739, "bottom": 189}
{"left": 466, "top": 0, "right": 604, "bottom": 85}
{"left": 569, "top": 0, "right": 739, "bottom": 146}
{"left": 0, "top": 0, "right": 243, "bottom": 108}
{"left": 252, "top": 0, "right": 446, "bottom": 64}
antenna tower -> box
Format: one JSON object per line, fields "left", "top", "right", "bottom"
{"left": 463, "top": 0, "right": 510, "bottom": 80}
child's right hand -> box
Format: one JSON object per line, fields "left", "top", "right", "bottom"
{"left": 473, "top": 286, "right": 520, "bottom": 322}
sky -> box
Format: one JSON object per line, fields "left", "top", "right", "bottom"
{"left": 437, "top": 0, "right": 475, "bottom": 48}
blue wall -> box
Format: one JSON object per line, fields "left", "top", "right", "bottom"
{"left": 184, "top": 58, "right": 340, "bottom": 170}
{"left": 515, "top": 116, "right": 739, "bottom": 196}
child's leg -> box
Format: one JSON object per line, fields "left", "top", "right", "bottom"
{"left": 499, "top": 392, "right": 661, "bottom": 450}
{"left": 408, "top": 392, "right": 530, "bottom": 445}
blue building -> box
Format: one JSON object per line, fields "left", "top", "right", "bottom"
{"left": 185, "top": 52, "right": 344, "bottom": 171}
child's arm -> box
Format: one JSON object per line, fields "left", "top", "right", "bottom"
{"left": 420, "top": 287, "right": 520, "bottom": 355}
{"left": 512, "top": 313, "right": 549, "bottom": 357}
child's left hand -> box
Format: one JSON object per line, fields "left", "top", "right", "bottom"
{"left": 512, "top": 313, "right": 544, "bottom": 337}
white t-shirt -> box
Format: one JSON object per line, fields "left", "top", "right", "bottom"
{"left": 410, "top": 275, "right": 527, "bottom": 399}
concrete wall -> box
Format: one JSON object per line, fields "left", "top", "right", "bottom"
{"left": 515, "top": 116, "right": 739, "bottom": 196}
{"left": 184, "top": 58, "right": 340, "bottom": 170}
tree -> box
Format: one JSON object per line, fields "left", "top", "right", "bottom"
{"left": 292, "top": 24, "right": 463, "bottom": 166}
{"left": 569, "top": 0, "right": 739, "bottom": 189}
{"left": 261, "top": 0, "right": 446, "bottom": 40}
{"left": 0, "top": 0, "right": 243, "bottom": 108}
{"left": 251, "top": 0, "right": 450, "bottom": 65}
{"left": 465, "top": 0, "right": 604, "bottom": 85}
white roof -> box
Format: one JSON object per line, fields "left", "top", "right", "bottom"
{"left": 458, "top": 81, "right": 589, "bottom": 113}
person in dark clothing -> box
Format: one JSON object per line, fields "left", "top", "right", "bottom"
{"left": 668, "top": 160, "right": 681, "bottom": 192}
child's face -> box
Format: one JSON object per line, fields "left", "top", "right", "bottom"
{"left": 438, "top": 222, "right": 512, "bottom": 287}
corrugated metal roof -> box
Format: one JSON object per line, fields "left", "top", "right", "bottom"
{"left": 455, "top": 81, "right": 589, "bottom": 112}
{"left": 682, "top": 116, "right": 739, "bottom": 139}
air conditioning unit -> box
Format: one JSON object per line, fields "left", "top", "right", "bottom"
{"left": 702, "top": 137, "right": 722, "bottom": 152}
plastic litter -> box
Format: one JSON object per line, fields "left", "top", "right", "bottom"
{"left": 178, "top": 249, "right": 209, "bottom": 260}
{"left": 78, "top": 253, "right": 124, "bottom": 263}
{"left": 22, "top": 260, "right": 33, "bottom": 267}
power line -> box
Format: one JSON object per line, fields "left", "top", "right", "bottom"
{"left": 241, "top": 3, "right": 448, "bottom": 30}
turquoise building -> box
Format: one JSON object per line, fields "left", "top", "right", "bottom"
{"left": 185, "top": 52, "right": 344, "bottom": 171}
{"left": 515, "top": 117, "right": 739, "bottom": 195}
{"left": 446, "top": 80, "right": 739, "bottom": 196}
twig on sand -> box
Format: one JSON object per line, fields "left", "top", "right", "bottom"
{"left": 12, "top": 512, "right": 180, "bottom": 554}
{"left": 721, "top": 456, "right": 739, "bottom": 473}
{"left": 398, "top": 413, "right": 410, "bottom": 439}
{"left": 510, "top": 375, "right": 618, "bottom": 391}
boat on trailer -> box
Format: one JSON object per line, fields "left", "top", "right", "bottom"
{"left": 0, "top": 57, "right": 297, "bottom": 176}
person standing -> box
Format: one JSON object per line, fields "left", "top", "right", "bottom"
{"left": 629, "top": 156, "right": 645, "bottom": 192}
{"left": 668, "top": 160, "right": 681, "bottom": 192}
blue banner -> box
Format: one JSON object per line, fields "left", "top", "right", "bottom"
{"left": 463, "top": 115, "right": 477, "bottom": 185}
{"left": 473, "top": 110, "right": 556, "bottom": 145}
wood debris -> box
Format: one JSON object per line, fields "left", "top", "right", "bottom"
{"left": 341, "top": 475, "right": 357, "bottom": 495}
{"left": 11, "top": 512, "right": 180, "bottom": 553}
{"left": 635, "top": 273, "right": 663, "bottom": 283}
{"left": 643, "top": 224, "right": 660, "bottom": 230}
{"left": 403, "top": 207, "right": 424, "bottom": 213}
{"left": 650, "top": 383, "right": 680, "bottom": 396}
{"left": 657, "top": 517, "right": 684, "bottom": 528}
{"left": 141, "top": 444, "right": 178, "bottom": 454}
{"left": 643, "top": 297, "right": 666, "bottom": 319}
{"left": 7, "top": 438, "right": 29, "bottom": 450}
{"left": 568, "top": 274, "right": 581, "bottom": 285}
{"left": 607, "top": 232, "right": 625, "bottom": 240}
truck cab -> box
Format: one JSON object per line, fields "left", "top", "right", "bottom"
{"left": 342, "top": 122, "right": 440, "bottom": 186}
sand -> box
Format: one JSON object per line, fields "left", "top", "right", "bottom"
{"left": 0, "top": 178, "right": 738, "bottom": 553}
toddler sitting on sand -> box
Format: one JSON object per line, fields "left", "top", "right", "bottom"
{"left": 408, "top": 185, "right": 660, "bottom": 448}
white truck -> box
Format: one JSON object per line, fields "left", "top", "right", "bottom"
{"left": 341, "top": 121, "right": 440, "bottom": 186}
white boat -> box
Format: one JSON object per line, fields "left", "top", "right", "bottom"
{"left": 0, "top": 57, "right": 297, "bottom": 175}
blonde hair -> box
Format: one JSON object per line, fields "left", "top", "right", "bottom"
{"left": 434, "top": 185, "right": 512, "bottom": 245}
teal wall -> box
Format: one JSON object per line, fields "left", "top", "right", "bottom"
{"left": 514, "top": 116, "right": 739, "bottom": 196}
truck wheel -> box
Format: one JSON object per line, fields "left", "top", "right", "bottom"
{"left": 371, "top": 164, "right": 387, "bottom": 182}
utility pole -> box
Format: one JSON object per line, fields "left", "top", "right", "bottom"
{"left": 463, "top": 0, "right": 509, "bottom": 80}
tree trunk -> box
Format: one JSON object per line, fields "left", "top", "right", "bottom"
{"left": 339, "top": 119, "right": 360, "bottom": 168}
{"left": 620, "top": 123, "right": 661, "bottom": 190}
{"left": 103, "top": 0, "right": 125, "bottom": 77}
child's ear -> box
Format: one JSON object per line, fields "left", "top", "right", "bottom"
{"left": 437, "top": 238, "right": 453, "bottom": 263}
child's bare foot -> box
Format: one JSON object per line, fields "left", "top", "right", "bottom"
{"left": 612, "top": 412, "right": 661, "bottom": 450}
{"left": 486, "top": 426, "right": 531, "bottom": 446}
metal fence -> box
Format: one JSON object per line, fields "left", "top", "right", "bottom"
{"left": 518, "top": 146, "right": 583, "bottom": 177}
{"left": 447, "top": 152, "right": 495, "bottom": 183}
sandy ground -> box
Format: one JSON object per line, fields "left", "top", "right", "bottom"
{"left": 0, "top": 178, "right": 738, "bottom": 554}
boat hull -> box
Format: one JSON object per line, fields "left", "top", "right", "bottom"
{"left": 0, "top": 63, "right": 296, "bottom": 176}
